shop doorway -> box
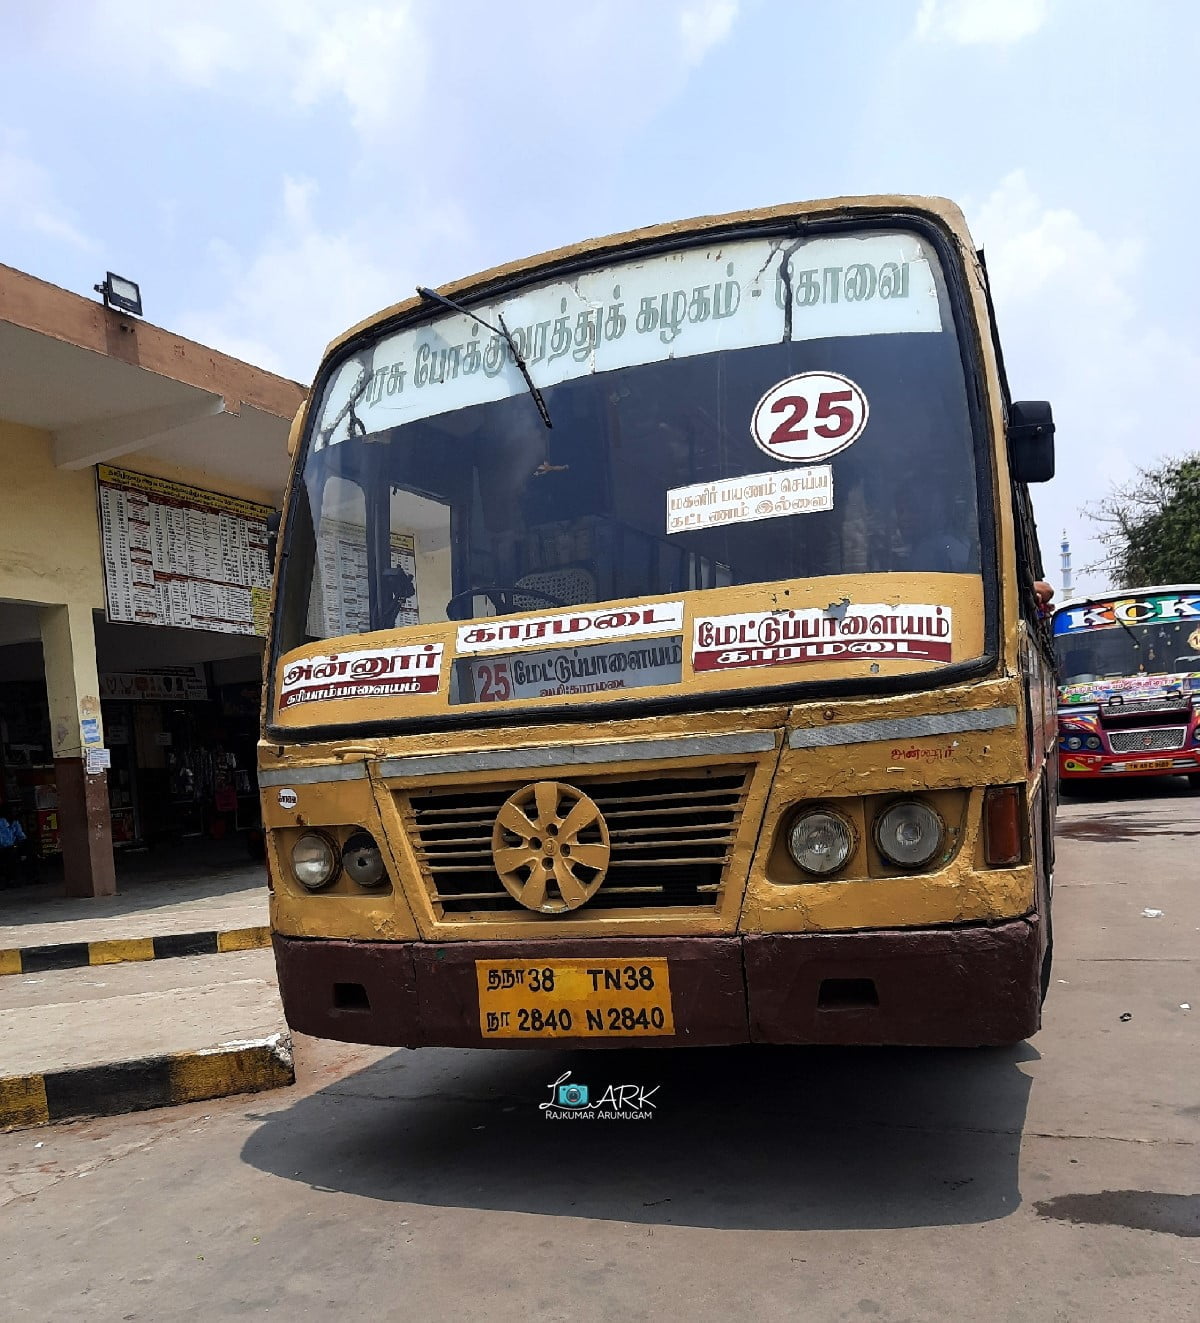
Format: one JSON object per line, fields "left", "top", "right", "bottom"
{"left": 0, "top": 607, "right": 267, "bottom": 896}
{"left": 94, "top": 621, "right": 265, "bottom": 860}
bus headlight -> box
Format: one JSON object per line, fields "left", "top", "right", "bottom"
{"left": 291, "top": 832, "right": 339, "bottom": 890}
{"left": 787, "top": 809, "right": 854, "bottom": 876}
{"left": 1065, "top": 735, "right": 1082, "bottom": 751}
{"left": 875, "top": 801, "right": 944, "bottom": 869}
{"left": 1085, "top": 736, "right": 1102, "bottom": 750}
{"left": 342, "top": 831, "right": 386, "bottom": 888}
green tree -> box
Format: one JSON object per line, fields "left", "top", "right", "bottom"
{"left": 1086, "top": 453, "right": 1200, "bottom": 588}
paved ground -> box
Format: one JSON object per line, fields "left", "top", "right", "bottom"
{"left": 1, "top": 779, "right": 1196, "bottom": 1321}
{"left": 0, "top": 842, "right": 267, "bottom": 949}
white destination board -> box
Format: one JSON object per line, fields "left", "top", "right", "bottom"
{"left": 316, "top": 231, "right": 945, "bottom": 443}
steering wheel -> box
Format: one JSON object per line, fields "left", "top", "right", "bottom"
{"left": 444, "top": 585, "right": 568, "bottom": 620}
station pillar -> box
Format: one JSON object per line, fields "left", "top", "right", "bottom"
{"left": 39, "top": 602, "right": 115, "bottom": 897}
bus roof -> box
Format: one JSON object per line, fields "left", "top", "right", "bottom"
{"left": 321, "top": 194, "right": 973, "bottom": 364}
{"left": 1052, "top": 585, "right": 1200, "bottom": 615}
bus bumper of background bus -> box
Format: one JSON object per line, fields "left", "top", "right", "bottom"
{"left": 1060, "top": 749, "right": 1200, "bottom": 781}
{"left": 272, "top": 917, "right": 1043, "bottom": 1049}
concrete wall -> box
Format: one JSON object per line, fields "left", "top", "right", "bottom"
{"left": 0, "top": 420, "right": 105, "bottom": 611}
{"left": 0, "top": 419, "right": 277, "bottom": 619}
{"left": 119, "top": 452, "right": 276, "bottom": 510}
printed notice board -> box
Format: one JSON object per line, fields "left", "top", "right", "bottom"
{"left": 306, "top": 520, "right": 419, "bottom": 638}
{"left": 98, "top": 465, "right": 274, "bottom": 636}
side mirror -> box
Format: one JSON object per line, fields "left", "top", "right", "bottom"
{"left": 1008, "top": 400, "right": 1055, "bottom": 483}
{"left": 265, "top": 510, "right": 281, "bottom": 567}
{"left": 286, "top": 399, "right": 309, "bottom": 458}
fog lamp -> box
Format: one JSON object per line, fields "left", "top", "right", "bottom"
{"left": 291, "top": 832, "right": 339, "bottom": 890}
{"left": 875, "top": 801, "right": 944, "bottom": 869}
{"left": 787, "top": 809, "right": 854, "bottom": 876}
{"left": 342, "top": 831, "right": 386, "bottom": 888}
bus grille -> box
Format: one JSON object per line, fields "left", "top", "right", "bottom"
{"left": 1107, "top": 727, "right": 1188, "bottom": 753}
{"left": 1103, "top": 695, "right": 1190, "bottom": 720}
{"left": 404, "top": 769, "right": 749, "bottom": 916}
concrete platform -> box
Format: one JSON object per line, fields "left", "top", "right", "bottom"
{"left": 0, "top": 863, "right": 268, "bottom": 952}
{"left": 0, "top": 948, "right": 292, "bottom": 1129}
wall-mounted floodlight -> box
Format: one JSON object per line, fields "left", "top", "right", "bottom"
{"left": 94, "top": 272, "right": 143, "bottom": 317}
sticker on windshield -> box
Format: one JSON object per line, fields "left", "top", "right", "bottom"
{"left": 454, "top": 637, "right": 684, "bottom": 704}
{"left": 456, "top": 601, "right": 684, "bottom": 653}
{"left": 279, "top": 643, "right": 444, "bottom": 708}
{"left": 751, "top": 371, "right": 869, "bottom": 463}
{"left": 692, "top": 604, "right": 952, "bottom": 672}
{"left": 667, "top": 466, "right": 832, "bottom": 533}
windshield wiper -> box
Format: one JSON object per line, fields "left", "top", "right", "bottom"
{"left": 319, "top": 360, "right": 370, "bottom": 446}
{"left": 416, "top": 286, "right": 552, "bottom": 429}
{"left": 1114, "top": 614, "right": 1141, "bottom": 652}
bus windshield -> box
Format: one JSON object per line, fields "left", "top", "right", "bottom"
{"left": 1053, "top": 591, "right": 1200, "bottom": 686}
{"left": 275, "top": 225, "right": 987, "bottom": 716}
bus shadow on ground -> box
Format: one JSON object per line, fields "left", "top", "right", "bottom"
{"left": 242, "top": 1041, "right": 1037, "bottom": 1230}
{"left": 1057, "top": 776, "right": 1200, "bottom": 841}
{"left": 1060, "top": 776, "right": 1197, "bottom": 805}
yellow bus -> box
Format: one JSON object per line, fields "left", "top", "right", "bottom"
{"left": 261, "top": 195, "right": 1058, "bottom": 1049}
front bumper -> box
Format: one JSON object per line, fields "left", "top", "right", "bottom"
{"left": 1060, "top": 749, "right": 1200, "bottom": 780}
{"left": 273, "top": 918, "right": 1044, "bottom": 1050}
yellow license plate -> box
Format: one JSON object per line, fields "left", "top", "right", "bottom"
{"left": 476, "top": 958, "right": 674, "bottom": 1039}
{"left": 1125, "top": 759, "right": 1173, "bottom": 771}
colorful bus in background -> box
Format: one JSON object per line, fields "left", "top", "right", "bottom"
{"left": 1053, "top": 586, "right": 1200, "bottom": 791}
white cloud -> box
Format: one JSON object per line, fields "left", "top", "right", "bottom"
{"left": 971, "top": 171, "right": 1200, "bottom": 591}
{"left": 88, "top": 0, "right": 427, "bottom": 136}
{"left": 120, "top": 3, "right": 749, "bottom": 382}
{"left": 915, "top": 0, "right": 1048, "bottom": 45}
{"left": 0, "top": 134, "right": 96, "bottom": 251}
{"left": 974, "top": 170, "right": 1140, "bottom": 313}
{"left": 177, "top": 176, "right": 471, "bottom": 383}
{"left": 284, "top": 3, "right": 427, "bottom": 135}
{"left": 159, "top": 20, "right": 241, "bottom": 86}
{"left": 680, "top": 0, "right": 739, "bottom": 65}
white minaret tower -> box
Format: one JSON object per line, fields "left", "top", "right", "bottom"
{"left": 1060, "top": 530, "right": 1073, "bottom": 597}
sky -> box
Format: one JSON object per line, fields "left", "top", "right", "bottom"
{"left": 2, "top": 0, "right": 1197, "bottom": 595}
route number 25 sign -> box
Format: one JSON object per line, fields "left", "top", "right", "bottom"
{"left": 751, "top": 371, "right": 869, "bottom": 463}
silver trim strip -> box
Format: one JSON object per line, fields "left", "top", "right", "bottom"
{"left": 379, "top": 731, "right": 777, "bottom": 779}
{"left": 258, "top": 763, "right": 369, "bottom": 787}
{"left": 788, "top": 706, "right": 1018, "bottom": 750}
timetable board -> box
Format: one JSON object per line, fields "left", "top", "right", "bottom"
{"left": 97, "top": 465, "right": 273, "bottom": 636}
{"left": 306, "top": 519, "right": 419, "bottom": 638}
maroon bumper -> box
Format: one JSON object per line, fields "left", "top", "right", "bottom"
{"left": 1059, "top": 749, "right": 1200, "bottom": 781}
{"left": 273, "top": 918, "right": 1043, "bottom": 1051}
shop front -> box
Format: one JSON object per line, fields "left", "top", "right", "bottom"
{"left": 0, "top": 629, "right": 268, "bottom": 874}
{"left": 99, "top": 656, "right": 264, "bottom": 855}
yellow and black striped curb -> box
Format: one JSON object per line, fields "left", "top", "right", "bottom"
{"left": 0, "top": 1033, "right": 294, "bottom": 1131}
{"left": 0, "top": 926, "right": 271, "bottom": 978}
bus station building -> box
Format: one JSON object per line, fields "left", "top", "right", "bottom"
{"left": 0, "top": 263, "right": 305, "bottom": 899}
